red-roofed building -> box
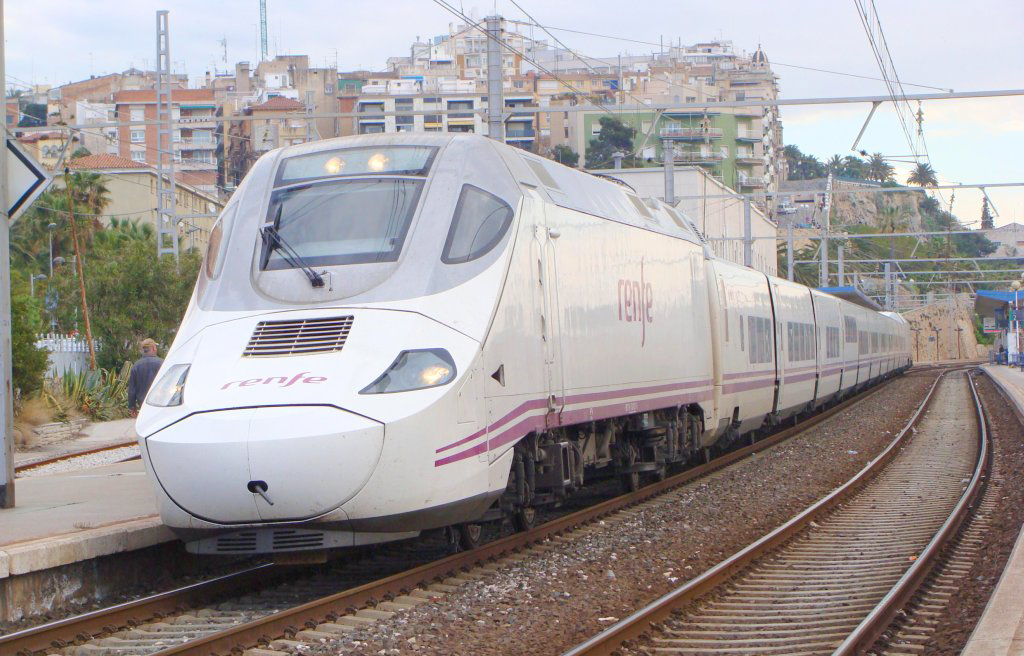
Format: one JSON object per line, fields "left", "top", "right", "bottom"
{"left": 113, "top": 89, "right": 218, "bottom": 194}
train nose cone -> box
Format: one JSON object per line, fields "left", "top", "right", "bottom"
{"left": 146, "top": 406, "right": 384, "bottom": 524}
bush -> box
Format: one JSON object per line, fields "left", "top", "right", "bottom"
{"left": 11, "top": 290, "right": 48, "bottom": 397}
{"left": 42, "top": 362, "right": 132, "bottom": 421}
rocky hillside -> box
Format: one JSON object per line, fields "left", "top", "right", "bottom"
{"left": 903, "top": 297, "right": 988, "bottom": 362}
{"left": 830, "top": 181, "right": 926, "bottom": 231}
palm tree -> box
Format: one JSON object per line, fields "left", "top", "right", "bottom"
{"left": 827, "top": 154, "right": 844, "bottom": 174}
{"left": 907, "top": 162, "right": 938, "bottom": 187}
{"left": 866, "top": 153, "right": 895, "bottom": 183}
{"left": 843, "top": 155, "right": 868, "bottom": 180}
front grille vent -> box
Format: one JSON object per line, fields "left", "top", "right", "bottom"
{"left": 272, "top": 529, "right": 325, "bottom": 551}
{"left": 214, "top": 531, "right": 258, "bottom": 553}
{"left": 243, "top": 316, "right": 354, "bottom": 357}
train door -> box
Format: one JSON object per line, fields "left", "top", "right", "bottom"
{"left": 532, "top": 201, "right": 564, "bottom": 422}
{"left": 770, "top": 282, "right": 784, "bottom": 414}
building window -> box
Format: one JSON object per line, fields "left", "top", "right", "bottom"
{"left": 325, "top": 84, "right": 334, "bottom": 94}
{"left": 130, "top": 130, "right": 145, "bottom": 143}
{"left": 130, "top": 107, "right": 144, "bottom": 122}
{"left": 130, "top": 150, "right": 146, "bottom": 162}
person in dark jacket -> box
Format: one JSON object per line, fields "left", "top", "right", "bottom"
{"left": 128, "top": 339, "right": 163, "bottom": 411}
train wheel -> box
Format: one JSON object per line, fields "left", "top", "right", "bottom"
{"left": 512, "top": 506, "right": 537, "bottom": 532}
{"left": 458, "top": 523, "right": 483, "bottom": 550}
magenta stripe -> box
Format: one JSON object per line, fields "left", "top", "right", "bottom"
{"left": 436, "top": 380, "right": 711, "bottom": 454}
{"left": 722, "top": 379, "right": 775, "bottom": 394}
{"left": 722, "top": 370, "right": 775, "bottom": 380}
{"left": 784, "top": 371, "right": 817, "bottom": 384}
{"left": 435, "top": 388, "right": 713, "bottom": 467}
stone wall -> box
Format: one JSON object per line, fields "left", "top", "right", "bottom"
{"left": 903, "top": 298, "right": 987, "bottom": 362}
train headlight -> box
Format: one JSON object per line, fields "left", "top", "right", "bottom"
{"left": 146, "top": 364, "right": 191, "bottom": 407}
{"left": 360, "top": 349, "right": 457, "bottom": 394}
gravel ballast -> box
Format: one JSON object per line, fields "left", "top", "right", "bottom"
{"left": 15, "top": 445, "right": 140, "bottom": 478}
{"left": 296, "top": 373, "right": 938, "bottom": 656}
{"left": 916, "top": 372, "right": 1024, "bottom": 655}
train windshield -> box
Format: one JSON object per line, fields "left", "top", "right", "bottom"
{"left": 275, "top": 146, "right": 436, "bottom": 185}
{"left": 261, "top": 178, "right": 424, "bottom": 269}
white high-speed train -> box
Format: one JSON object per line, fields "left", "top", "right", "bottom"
{"left": 136, "top": 134, "right": 911, "bottom": 555}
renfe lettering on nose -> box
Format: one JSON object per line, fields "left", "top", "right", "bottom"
{"left": 221, "top": 372, "right": 328, "bottom": 390}
{"left": 617, "top": 260, "right": 653, "bottom": 346}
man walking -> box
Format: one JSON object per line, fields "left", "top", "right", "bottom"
{"left": 128, "top": 339, "right": 163, "bottom": 411}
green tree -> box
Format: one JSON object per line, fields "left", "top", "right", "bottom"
{"left": 866, "top": 153, "right": 894, "bottom": 183}
{"left": 550, "top": 144, "right": 579, "bottom": 168}
{"left": 10, "top": 283, "right": 49, "bottom": 397}
{"left": 783, "top": 144, "right": 827, "bottom": 180}
{"left": 842, "top": 155, "right": 869, "bottom": 180}
{"left": 907, "top": 162, "right": 938, "bottom": 187}
{"left": 585, "top": 116, "right": 635, "bottom": 169}
{"left": 18, "top": 102, "right": 46, "bottom": 127}
{"left": 51, "top": 237, "right": 200, "bottom": 370}
{"left": 981, "top": 197, "right": 994, "bottom": 230}
{"left": 70, "top": 147, "right": 91, "bottom": 159}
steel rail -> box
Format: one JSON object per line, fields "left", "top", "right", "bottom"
{"left": 145, "top": 375, "right": 908, "bottom": 656}
{"left": 0, "top": 565, "right": 276, "bottom": 655}
{"left": 834, "top": 370, "right": 990, "bottom": 654}
{"left": 0, "top": 371, "right": 906, "bottom": 656}
{"left": 561, "top": 368, "right": 958, "bottom": 656}
{"left": 14, "top": 440, "right": 140, "bottom": 474}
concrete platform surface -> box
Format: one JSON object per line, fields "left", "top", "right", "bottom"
{"left": 962, "top": 365, "right": 1024, "bottom": 655}
{"left": 0, "top": 459, "right": 171, "bottom": 579}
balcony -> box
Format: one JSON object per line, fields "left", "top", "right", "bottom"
{"left": 660, "top": 126, "right": 722, "bottom": 140}
{"left": 735, "top": 151, "right": 761, "bottom": 164}
{"left": 736, "top": 128, "right": 761, "bottom": 141}
{"left": 507, "top": 111, "right": 534, "bottom": 122}
{"left": 505, "top": 128, "right": 535, "bottom": 140}
{"left": 735, "top": 107, "right": 763, "bottom": 117}
{"left": 671, "top": 151, "right": 724, "bottom": 163}
{"left": 739, "top": 175, "right": 766, "bottom": 188}
{"left": 176, "top": 116, "right": 215, "bottom": 129}
{"left": 177, "top": 139, "right": 216, "bottom": 150}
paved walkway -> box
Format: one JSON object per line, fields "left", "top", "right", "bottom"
{"left": 963, "top": 365, "right": 1024, "bottom": 655}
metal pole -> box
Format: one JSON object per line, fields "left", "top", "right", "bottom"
{"left": 485, "top": 15, "right": 504, "bottom": 143}
{"left": 884, "top": 262, "right": 892, "bottom": 310}
{"left": 743, "top": 198, "right": 752, "bottom": 268}
{"left": 0, "top": 0, "right": 15, "bottom": 508}
{"left": 934, "top": 328, "right": 941, "bottom": 362}
{"left": 820, "top": 173, "right": 832, "bottom": 287}
{"left": 838, "top": 244, "right": 845, "bottom": 286}
{"left": 786, "top": 221, "right": 794, "bottom": 281}
{"left": 663, "top": 138, "right": 674, "bottom": 205}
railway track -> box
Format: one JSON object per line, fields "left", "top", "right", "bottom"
{"left": 14, "top": 440, "right": 140, "bottom": 475}
{"left": 0, "top": 371, "right": 918, "bottom": 656}
{"left": 563, "top": 368, "right": 988, "bottom": 656}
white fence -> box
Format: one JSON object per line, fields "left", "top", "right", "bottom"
{"left": 35, "top": 333, "right": 96, "bottom": 378}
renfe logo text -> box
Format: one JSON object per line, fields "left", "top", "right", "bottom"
{"left": 618, "top": 260, "right": 653, "bottom": 346}
{"left": 221, "top": 372, "right": 327, "bottom": 390}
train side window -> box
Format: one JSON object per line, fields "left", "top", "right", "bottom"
{"left": 204, "top": 204, "right": 235, "bottom": 280}
{"left": 441, "top": 185, "right": 514, "bottom": 264}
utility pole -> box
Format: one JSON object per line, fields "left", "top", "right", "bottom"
{"left": 64, "top": 169, "right": 97, "bottom": 370}
{"left": 820, "top": 172, "right": 833, "bottom": 287}
{"left": 0, "top": 0, "right": 15, "bottom": 508}
{"left": 912, "top": 327, "right": 921, "bottom": 362}
{"left": 743, "top": 198, "right": 752, "bottom": 268}
{"left": 933, "top": 327, "right": 941, "bottom": 362}
{"left": 662, "top": 139, "right": 675, "bottom": 204}
{"left": 955, "top": 326, "right": 963, "bottom": 360}
{"left": 786, "top": 221, "right": 794, "bottom": 281}
{"left": 838, "top": 243, "right": 845, "bottom": 286}
{"left": 485, "top": 16, "right": 504, "bottom": 144}
{"left": 259, "top": 0, "right": 269, "bottom": 62}
{"left": 155, "top": 11, "right": 179, "bottom": 262}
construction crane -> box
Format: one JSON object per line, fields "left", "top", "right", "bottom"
{"left": 259, "top": 0, "right": 268, "bottom": 62}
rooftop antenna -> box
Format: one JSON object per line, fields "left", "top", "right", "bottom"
{"left": 259, "top": 0, "right": 268, "bottom": 62}
{"left": 219, "top": 36, "right": 228, "bottom": 64}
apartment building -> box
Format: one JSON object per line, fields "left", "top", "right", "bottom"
{"left": 17, "top": 131, "right": 78, "bottom": 170}
{"left": 113, "top": 89, "right": 218, "bottom": 194}
{"left": 339, "top": 80, "right": 538, "bottom": 151}
{"left": 548, "top": 44, "right": 783, "bottom": 198}
{"left": 53, "top": 69, "right": 188, "bottom": 124}
{"left": 64, "top": 154, "right": 223, "bottom": 251}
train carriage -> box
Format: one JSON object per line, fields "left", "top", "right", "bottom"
{"left": 136, "top": 133, "right": 910, "bottom": 555}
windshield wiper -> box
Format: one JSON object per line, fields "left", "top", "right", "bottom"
{"left": 261, "top": 223, "right": 325, "bottom": 288}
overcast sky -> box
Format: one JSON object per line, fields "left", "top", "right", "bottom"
{"left": 7, "top": 0, "right": 1023, "bottom": 226}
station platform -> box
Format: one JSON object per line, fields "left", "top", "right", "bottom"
{"left": 963, "top": 364, "right": 1024, "bottom": 654}
{"left": 0, "top": 457, "right": 173, "bottom": 620}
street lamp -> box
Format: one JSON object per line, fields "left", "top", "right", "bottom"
{"left": 29, "top": 273, "right": 47, "bottom": 297}
{"left": 47, "top": 222, "right": 57, "bottom": 277}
